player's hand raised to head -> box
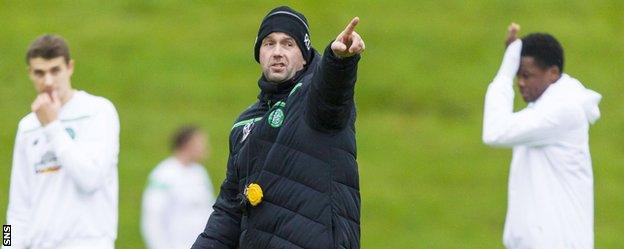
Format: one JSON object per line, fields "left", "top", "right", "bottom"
{"left": 331, "top": 17, "right": 365, "bottom": 58}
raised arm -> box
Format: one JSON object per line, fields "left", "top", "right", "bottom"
{"left": 482, "top": 24, "right": 580, "bottom": 147}
{"left": 306, "top": 17, "right": 365, "bottom": 132}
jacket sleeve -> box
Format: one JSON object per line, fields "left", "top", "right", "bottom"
{"left": 43, "top": 101, "right": 120, "bottom": 194}
{"left": 305, "top": 43, "right": 361, "bottom": 132}
{"left": 192, "top": 133, "right": 241, "bottom": 249}
{"left": 5, "top": 129, "right": 32, "bottom": 249}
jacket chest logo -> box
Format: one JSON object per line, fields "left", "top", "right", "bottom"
{"left": 267, "top": 100, "right": 287, "bottom": 128}
{"left": 268, "top": 108, "right": 285, "bottom": 128}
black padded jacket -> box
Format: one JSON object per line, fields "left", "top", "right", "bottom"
{"left": 192, "top": 44, "right": 361, "bottom": 249}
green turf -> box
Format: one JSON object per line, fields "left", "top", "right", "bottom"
{"left": 1, "top": 1, "right": 622, "bottom": 248}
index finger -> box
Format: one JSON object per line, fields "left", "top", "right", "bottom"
{"left": 343, "top": 17, "right": 360, "bottom": 36}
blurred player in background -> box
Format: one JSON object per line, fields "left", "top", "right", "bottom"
{"left": 482, "top": 23, "right": 601, "bottom": 248}
{"left": 141, "top": 125, "right": 216, "bottom": 249}
{"left": 5, "top": 34, "right": 120, "bottom": 249}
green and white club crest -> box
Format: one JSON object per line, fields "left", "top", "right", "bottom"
{"left": 268, "top": 108, "right": 285, "bottom": 128}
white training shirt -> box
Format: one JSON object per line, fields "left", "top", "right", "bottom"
{"left": 5, "top": 90, "right": 120, "bottom": 249}
{"left": 483, "top": 40, "right": 601, "bottom": 249}
{"left": 141, "top": 157, "right": 215, "bottom": 249}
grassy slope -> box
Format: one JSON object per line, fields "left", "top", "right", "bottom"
{"left": 0, "top": 1, "right": 622, "bottom": 248}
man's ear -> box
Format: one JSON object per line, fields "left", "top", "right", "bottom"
{"left": 26, "top": 59, "right": 32, "bottom": 73}
{"left": 26, "top": 66, "right": 35, "bottom": 82}
{"left": 547, "top": 66, "right": 560, "bottom": 83}
{"left": 68, "top": 59, "right": 75, "bottom": 75}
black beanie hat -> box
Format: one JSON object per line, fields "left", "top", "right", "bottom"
{"left": 254, "top": 6, "right": 312, "bottom": 63}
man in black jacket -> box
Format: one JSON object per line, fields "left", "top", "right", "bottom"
{"left": 193, "top": 6, "right": 364, "bottom": 249}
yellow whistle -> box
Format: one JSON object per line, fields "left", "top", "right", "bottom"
{"left": 245, "top": 183, "right": 263, "bottom": 206}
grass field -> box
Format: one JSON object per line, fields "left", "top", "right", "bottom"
{"left": 1, "top": 1, "right": 623, "bottom": 248}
